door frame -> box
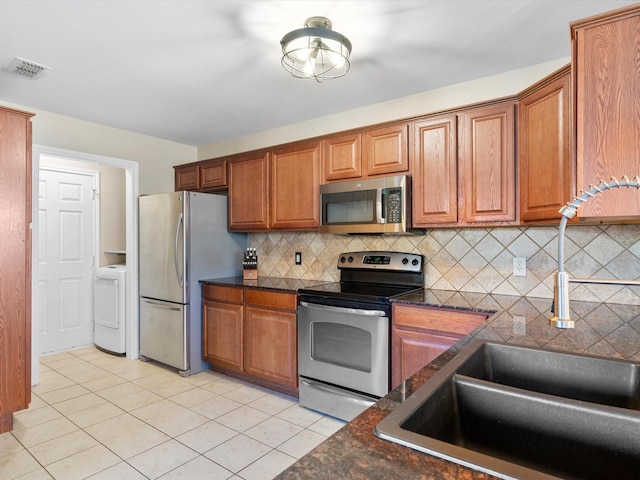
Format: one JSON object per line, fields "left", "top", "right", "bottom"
{"left": 32, "top": 145, "right": 139, "bottom": 385}
{"left": 37, "top": 164, "right": 100, "bottom": 354}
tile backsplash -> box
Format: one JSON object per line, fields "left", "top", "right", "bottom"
{"left": 250, "top": 224, "right": 640, "bottom": 305}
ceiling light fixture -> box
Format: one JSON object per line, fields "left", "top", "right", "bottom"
{"left": 280, "top": 16, "right": 352, "bottom": 83}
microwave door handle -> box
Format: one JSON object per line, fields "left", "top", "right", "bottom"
{"left": 378, "top": 188, "right": 385, "bottom": 224}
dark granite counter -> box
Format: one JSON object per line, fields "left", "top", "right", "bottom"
{"left": 200, "top": 275, "right": 329, "bottom": 292}
{"left": 276, "top": 290, "right": 640, "bottom": 479}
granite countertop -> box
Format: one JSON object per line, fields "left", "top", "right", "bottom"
{"left": 200, "top": 275, "right": 330, "bottom": 292}
{"left": 276, "top": 289, "right": 640, "bottom": 479}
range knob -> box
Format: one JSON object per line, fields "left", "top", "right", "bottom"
{"left": 412, "top": 258, "right": 420, "bottom": 266}
{"left": 348, "top": 256, "right": 354, "bottom": 263}
{"left": 402, "top": 257, "right": 409, "bottom": 265}
{"left": 340, "top": 256, "right": 347, "bottom": 263}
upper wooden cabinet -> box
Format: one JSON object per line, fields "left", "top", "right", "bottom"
{"left": 412, "top": 114, "right": 458, "bottom": 225}
{"left": 363, "top": 123, "right": 409, "bottom": 177}
{"left": 228, "top": 142, "right": 321, "bottom": 232}
{"left": 412, "top": 102, "right": 516, "bottom": 227}
{"left": 174, "top": 164, "right": 199, "bottom": 191}
{"left": 174, "top": 158, "right": 227, "bottom": 191}
{"left": 228, "top": 152, "right": 270, "bottom": 231}
{"left": 519, "top": 66, "right": 573, "bottom": 223}
{"left": 0, "top": 106, "right": 33, "bottom": 433}
{"left": 458, "top": 102, "right": 516, "bottom": 224}
{"left": 322, "top": 133, "right": 362, "bottom": 181}
{"left": 572, "top": 4, "right": 640, "bottom": 219}
{"left": 271, "top": 142, "right": 321, "bottom": 230}
{"left": 322, "top": 123, "right": 409, "bottom": 182}
{"left": 200, "top": 159, "right": 227, "bottom": 190}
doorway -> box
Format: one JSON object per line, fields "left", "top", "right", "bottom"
{"left": 31, "top": 145, "right": 139, "bottom": 385}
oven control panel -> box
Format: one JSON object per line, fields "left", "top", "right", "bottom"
{"left": 338, "top": 251, "right": 423, "bottom": 272}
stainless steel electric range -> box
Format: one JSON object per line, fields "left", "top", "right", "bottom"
{"left": 297, "top": 251, "right": 424, "bottom": 421}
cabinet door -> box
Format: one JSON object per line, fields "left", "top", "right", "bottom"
{"left": 458, "top": 103, "right": 516, "bottom": 223}
{"left": 519, "top": 67, "right": 572, "bottom": 223}
{"left": 573, "top": 5, "right": 640, "bottom": 218}
{"left": 228, "top": 152, "right": 270, "bottom": 231}
{"left": 202, "top": 301, "right": 243, "bottom": 372}
{"left": 199, "top": 159, "right": 227, "bottom": 190}
{"left": 244, "top": 306, "right": 297, "bottom": 390}
{"left": 322, "top": 133, "right": 362, "bottom": 182}
{"left": 391, "top": 304, "right": 487, "bottom": 387}
{"left": 392, "top": 328, "right": 460, "bottom": 387}
{"left": 0, "top": 107, "right": 33, "bottom": 432}
{"left": 271, "top": 142, "right": 321, "bottom": 230}
{"left": 174, "top": 164, "right": 199, "bottom": 191}
{"left": 362, "top": 123, "right": 409, "bottom": 176}
{"left": 411, "top": 115, "right": 458, "bottom": 226}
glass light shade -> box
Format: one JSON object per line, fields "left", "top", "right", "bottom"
{"left": 280, "top": 17, "right": 352, "bottom": 82}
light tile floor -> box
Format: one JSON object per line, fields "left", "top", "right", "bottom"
{"left": 0, "top": 347, "right": 345, "bottom": 479}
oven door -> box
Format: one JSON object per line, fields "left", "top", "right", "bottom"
{"left": 298, "top": 300, "right": 390, "bottom": 398}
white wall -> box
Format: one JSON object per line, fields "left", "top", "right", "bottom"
{"left": 197, "top": 58, "right": 570, "bottom": 160}
{"left": 0, "top": 101, "right": 196, "bottom": 195}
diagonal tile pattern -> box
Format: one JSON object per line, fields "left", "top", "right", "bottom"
{"left": 0, "top": 347, "right": 345, "bottom": 479}
{"left": 250, "top": 224, "right": 640, "bottom": 305}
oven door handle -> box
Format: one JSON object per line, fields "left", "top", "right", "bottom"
{"left": 300, "top": 379, "right": 376, "bottom": 408}
{"left": 299, "top": 301, "right": 386, "bottom": 317}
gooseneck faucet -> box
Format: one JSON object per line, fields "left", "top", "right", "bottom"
{"left": 551, "top": 176, "right": 640, "bottom": 329}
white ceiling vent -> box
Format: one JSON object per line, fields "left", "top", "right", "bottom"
{"left": 3, "top": 57, "right": 52, "bottom": 79}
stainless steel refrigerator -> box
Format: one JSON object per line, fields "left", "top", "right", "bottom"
{"left": 138, "top": 191, "right": 246, "bottom": 376}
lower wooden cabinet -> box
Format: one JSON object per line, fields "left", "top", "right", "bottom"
{"left": 203, "top": 300, "right": 243, "bottom": 372}
{"left": 392, "top": 304, "right": 487, "bottom": 387}
{"left": 244, "top": 306, "right": 297, "bottom": 389}
{"left": 202, "top": 284, "right": 298, "bottom": 394}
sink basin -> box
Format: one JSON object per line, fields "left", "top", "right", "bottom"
{"left": 375, "top": 341, "right": 640, "bottom": 480}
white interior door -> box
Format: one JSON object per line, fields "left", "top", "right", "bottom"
{"left": 37, "top": 168, "right": 96, "bottom": 354}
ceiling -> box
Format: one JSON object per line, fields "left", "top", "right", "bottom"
{"left": 1, "top": 0, "right": 636, "bottom": 147}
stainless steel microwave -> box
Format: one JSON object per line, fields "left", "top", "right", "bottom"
{"left": 320, "top": 175, "right": 422, "bottom": 235}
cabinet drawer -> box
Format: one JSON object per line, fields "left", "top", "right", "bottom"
{"left": 393, "top": 304, "right": 486, "bottom": 336}
{"left": 246, "top": 289, "right": 297, "bottom": 311}
{"left": 203, "top": 284, "right": 243, "bottom": 303}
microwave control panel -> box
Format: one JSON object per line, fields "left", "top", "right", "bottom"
{"left": 383, "top": 187, "right": 402, "bottom": 223}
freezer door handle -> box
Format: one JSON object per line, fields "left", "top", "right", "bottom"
{"left": 141, "top": 298, "right": 182, "bottom": 311}
{"left": 174, "top": 212, "right": 184, "bottom": 288}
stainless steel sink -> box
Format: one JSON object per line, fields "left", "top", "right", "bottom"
{"left": 375, "top": 341, "right": 640, "bottom": 480}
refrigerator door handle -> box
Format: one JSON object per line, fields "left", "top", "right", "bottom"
{"left": 174, "top": 212, "right": 184, "bottom": 288}
{"left": 141, "top": 298, "right": 182, "bottom": 311}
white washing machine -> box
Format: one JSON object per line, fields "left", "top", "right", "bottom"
{"left": 94, "top": 264, "right": 127, "bottom": 354}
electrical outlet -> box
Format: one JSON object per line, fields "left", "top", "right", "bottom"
{"left": 295, "top": 252, "right": 302, "bottom": 265}
{"left": 513, "top": 315, "right": 526, "bottom": 335}
{"left": 513, "top": 257, "right": 526, "bottom": 277}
